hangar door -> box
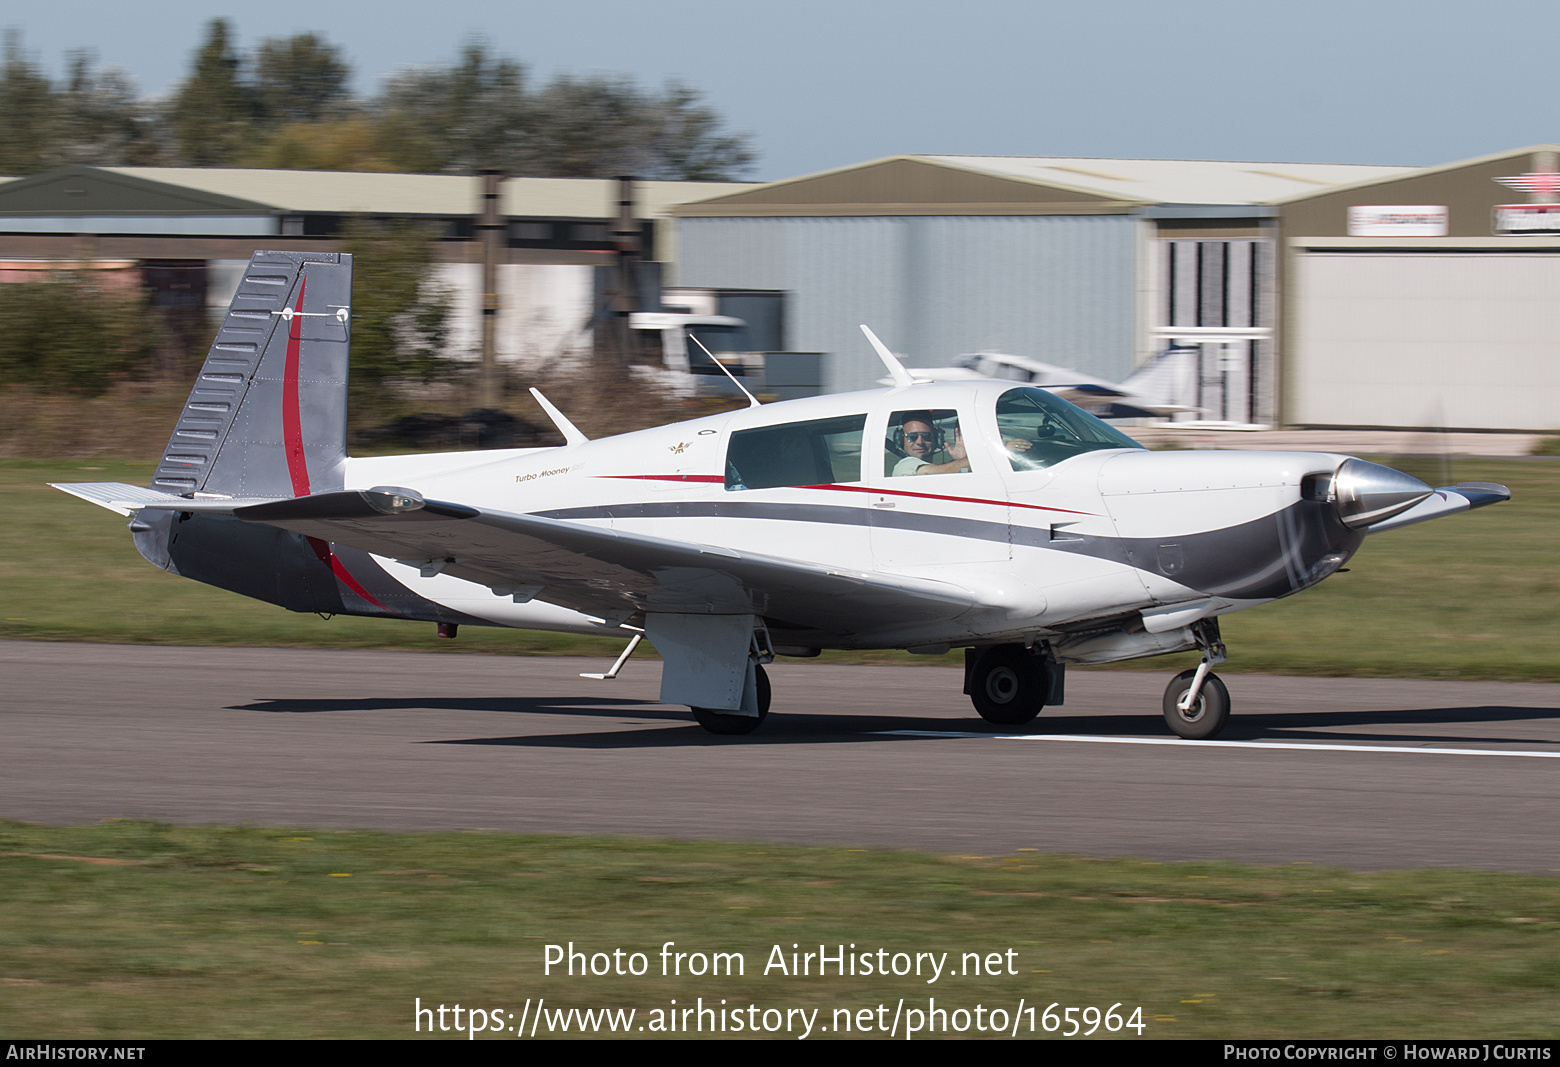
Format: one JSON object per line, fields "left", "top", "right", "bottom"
{"left": 1290, "top": 251, "right": 1560, "bottom": 430}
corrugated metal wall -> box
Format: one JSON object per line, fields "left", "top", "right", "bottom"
{"left": 677, "top": 215, "right": 1140, "bottom": 394}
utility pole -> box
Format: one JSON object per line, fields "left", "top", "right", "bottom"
{"left": 477, "top": 168, "right": 505, "bottom": 409}
{"left": 605, "top": 175, "right": 640, "bottom": 369}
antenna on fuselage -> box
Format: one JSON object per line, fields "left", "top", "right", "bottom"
{"left": 688, "top": 333, "right": 761, "bottom": 408}
{"left": 860, "top": 325, "right": 926, "bottom": 387}
{"left": 528, "top": 387, "right": 590, "bottom": 447}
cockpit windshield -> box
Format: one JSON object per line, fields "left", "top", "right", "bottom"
{"left": 995, "top": 387, "right": 1145, "bottom": 471}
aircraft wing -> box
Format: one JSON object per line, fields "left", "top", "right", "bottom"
{"left": 234, "top": 488, "right": 978, "bottom": 631}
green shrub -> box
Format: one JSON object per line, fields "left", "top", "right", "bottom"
{"left": 0, "top": 274, "right": 154, "bottom": 396}
{"left": 340, "top": 220, "right": 457, "bottom": 424}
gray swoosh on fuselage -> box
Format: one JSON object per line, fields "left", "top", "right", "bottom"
{"left": 536, "top": 497, "right": 1362, "bottom": 601}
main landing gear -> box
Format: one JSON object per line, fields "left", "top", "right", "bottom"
{"left": 692, "top": 664, "right": 770, "bottom": 735}
{"left": 965, "top": 645, "right": 1064, "bottom": 726}
{"left": 1162, "top": 620, "right": 1230, "bottom": 739}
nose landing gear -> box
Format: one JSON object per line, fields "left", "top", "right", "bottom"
{"left": 1163, "top": 620, "right": 1229, "bottom": 739}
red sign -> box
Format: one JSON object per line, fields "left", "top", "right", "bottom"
{"left": 1494, "top": 172, "right": 1560, "bottom": 195}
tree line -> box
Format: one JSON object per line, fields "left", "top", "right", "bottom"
{"left": 0, "top": 20, "right": 755, "bottom": 180}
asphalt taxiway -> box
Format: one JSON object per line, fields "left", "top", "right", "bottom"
{"left": 4, "top": 641, "right": 1557, "bottom": 873}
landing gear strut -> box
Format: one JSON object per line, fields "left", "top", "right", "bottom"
{"left": 1163, "top": 620, "right": 1230, "bottom": 739}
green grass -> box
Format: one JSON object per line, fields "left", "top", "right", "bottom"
{"left": 1, "top": 821, "right": 1556, "bottom": 1039}
{"left": 4, "top": 457, "right": 1557, "bottom": 679}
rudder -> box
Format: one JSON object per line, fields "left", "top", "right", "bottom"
{"left": 151, "top": 250, "right": 352, "bottom": 499}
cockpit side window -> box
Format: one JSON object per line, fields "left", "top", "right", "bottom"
{"left": 996, "top": 387, "right": 1145, "bottom": 471}
{"left": 884, "top": 409, "right": 969, "bottom": 477}
{"left": 725, "top": 414, "right": 866, "bottom": 491}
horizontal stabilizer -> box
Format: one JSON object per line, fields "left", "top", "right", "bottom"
{"left": 49, "top": 482, "right": 281, "bottom": 517}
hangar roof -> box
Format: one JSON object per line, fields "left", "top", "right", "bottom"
{"left": 927, "top": 155, "right": 1414, "bottom": 206}
{"left": 672, "top": 154, "right": 1415, "bottom": 217}
{"left": 0, "top": 166, "right": 273, "bottom": 216}
{"left": 1272, "top": 143, "right": 1560, "bottom": 240}
{"left": 0, "top": 165, "right": 752, "bottom": 220}
{"left": 1264, "top": 142, "right": 1560, "bottom": 204}
{"left": 107, "top": 168, "right": 750, "bottom": 218}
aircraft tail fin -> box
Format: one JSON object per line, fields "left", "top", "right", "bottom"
{"left": 1121, "top": 345, "right": 1199, "bottom": 412}
{"left": 150, "top": 250, "right": 352, "bottom": 499}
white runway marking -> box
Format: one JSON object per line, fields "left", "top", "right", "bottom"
{"left": 874, "top": 730, "right": 1560, "bottom": 759}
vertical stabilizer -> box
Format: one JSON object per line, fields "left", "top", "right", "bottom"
{"left": 151, "top": 250, "right": 352, "bottom": 498}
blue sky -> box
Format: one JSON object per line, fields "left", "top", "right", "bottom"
{"left": 7, "top": 0, "right": 1551, "bottom": 180}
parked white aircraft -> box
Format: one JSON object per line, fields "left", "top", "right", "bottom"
{"left": 54, "top": 252, "right": 1509, "bottom": 739}
{"left": 904, "top": 347, "right": 1199, "bottom": 419}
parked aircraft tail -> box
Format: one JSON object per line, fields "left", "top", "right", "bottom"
{"left": 150, "top": 250, "right": 352, "bottom": 499}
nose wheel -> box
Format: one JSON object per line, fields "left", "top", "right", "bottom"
{"left": 1161, "top": 619, "right": 1230, "bottom": 739}
{"left": 1162, "top": 667, "right": 1230, "bottom": 739}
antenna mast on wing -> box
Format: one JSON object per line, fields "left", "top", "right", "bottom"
{"left": 860, "top": 325, "right": 922, "bottom": 387}
{"left": 688, "top": 334, "right": 761, "bottom": 408}
{"left": 528, "top": 387, "right": 590, "bottom": 447}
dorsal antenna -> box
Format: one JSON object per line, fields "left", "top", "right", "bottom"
{"left": 860, "top": 325, "right": 921, "bottom": 387}
{"left": 528, "top": 387, "right": 589, "bottom": 447}
{"left": 688, "top": 333, "right": 761, "bottom": 408}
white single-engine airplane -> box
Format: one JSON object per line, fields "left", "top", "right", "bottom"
{"left": 55, "top": 252, "right": 1510, "bottom": 739}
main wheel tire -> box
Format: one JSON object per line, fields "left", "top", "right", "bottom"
{"left": 692, "top": 664, "right": 770, "bottom": 735}
{"left": 969, "top": 646, "right": 1045, "bottom": 726}
{"left": 1162, "top": 669, "right": 1230, "bottom": 739}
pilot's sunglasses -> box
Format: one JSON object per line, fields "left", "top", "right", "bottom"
{"left": 904, "top": 431, "right": 936, "bottom": 441}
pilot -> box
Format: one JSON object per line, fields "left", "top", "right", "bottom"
{"left": 892, "top": 414, "right": 970, "bottom": 476}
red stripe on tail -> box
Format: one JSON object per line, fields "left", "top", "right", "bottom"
{"left": 281, "top": 278, "right": 310, "bottom": 497}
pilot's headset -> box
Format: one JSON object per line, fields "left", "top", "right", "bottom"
{"left": 891, "top": 411, "right": 945, "bottom": 452}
